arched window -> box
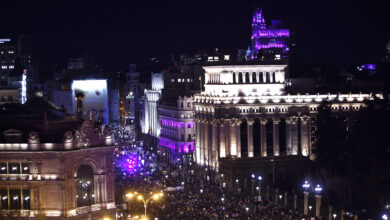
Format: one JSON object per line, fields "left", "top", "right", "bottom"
{"left": 233, "top": 73, "right": 236, "bottom": 84}
{"left": 252, "top": 72, "right": 257, "bottom": 83}
{"left": 77, "top": 165, "right": 95, "bottom": 207}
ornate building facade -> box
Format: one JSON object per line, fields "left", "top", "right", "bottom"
{"left": 159, "top": 96, "right": 195, "bottom": 165}
{"left": 194, "top": 64, "right": 378, "bottom": 183}
{"left": 0, "top": 119, "right": 116, "bottom": 219}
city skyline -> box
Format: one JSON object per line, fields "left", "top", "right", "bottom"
{"left": 1, "top": 0, "right": 389, "bottom": 68}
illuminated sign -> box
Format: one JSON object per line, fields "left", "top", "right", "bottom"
{"left": 71, "top": 80, "right": 108, "bottom": 124}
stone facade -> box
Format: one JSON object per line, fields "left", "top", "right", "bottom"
{"left": 194, "top": 64, "right": 379, "bottom": 183}
{"left": 0, "top": 121, "right": 116, "bottom": 219}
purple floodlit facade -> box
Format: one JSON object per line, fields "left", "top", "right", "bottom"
{"left": 159, "top": 96, "right": 195, "bottom": 165}
{"left": 250, "top": 8, "right": 290, "bottom": 60}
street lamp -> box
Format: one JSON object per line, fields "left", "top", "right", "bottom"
{"left": 314, "top": 184, "right": 323, "bottom": 218}
{"left": 126, "top": 191, "right": 163, "bottom": 219}
{"left": 302, "top": 180, "right": 311, "bottom": 215}
{"left": 333, "top": 213, "right": 337, "bottom": 220}
{"left": 382, "top": 214, "right": 388, "bottom": 220}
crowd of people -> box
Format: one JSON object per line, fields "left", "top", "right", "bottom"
{"left": 113, "top": 134, "right": 309, "bottom": 220}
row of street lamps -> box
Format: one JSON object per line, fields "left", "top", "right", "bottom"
{"left": 125, "top": 191, "right": 164, "bottom": 219}
{"left": 302, "top": 180, "right": 323, "bottom": 218}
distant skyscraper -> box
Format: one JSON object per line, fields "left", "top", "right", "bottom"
{"left": 250, "top": 8, "right": 290, "bottom": 62}
{"left": 0, "top": 38, "right": 17, "bottom": 87}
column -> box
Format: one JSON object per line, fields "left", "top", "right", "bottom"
{"left": 256, "top": 72, "right": 260, "bottom": 83}
{"left": 236, "top": 120, "right": 242, "bottom": 158}
{"left": 260, "top": 118, "right": 267, "bottom": 157}
{"left": 200, "top": 120, "right": 205, "bottom": 165}
{"left": 285, "top": 118, "right": 292, "bottom": 155}
{"left": 247, "top": 119, "right": 254, "bottom": 157}
{"left": 293, "top": 194, "right": 297, "bottom": 210}
{"left": 204, "top": 120, "right": 209, "bottom": 165}
{"left": 263, "top": 73, "right": 266, "bottom": 83}
{"left": 212, "top": 122, "right": 219, "bottom": 168}
{"left": 315, "top": 195, "right": 322, "bottom": 218}
{"left": 273, "top": 118, "right": 280, "bottom": 156}
{"left": 303, "top": 191, "right": 309, "bottom": 215}
{"left": 195, "top": 120, "right": 201, "bottom": 163}
{"left": 230, "top": 119, "right": 237, "bottom": 156}
{"left": 207, "top": 122, "right": 213, "bottom": 166}
{"left": 300, "top": 116, "right": 310, "bottom": 156}
{"left": 219, "top": 121, "right": 226, "bottom": 158}
{"left": 290, "top": 116, "right": 298, "bottom": 155}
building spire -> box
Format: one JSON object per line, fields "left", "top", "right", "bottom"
{"left": 252, "top": 8, "right": 266, "bottom": 30}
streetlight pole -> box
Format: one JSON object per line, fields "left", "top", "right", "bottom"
{"left": 126, "top": 191, "right": 163, "bottom": 219}
{"left": 314, "top": 184, "right": 323, "bottom": 218}
{"left": 302, "top": 180, "right": 311, "bottom": 216}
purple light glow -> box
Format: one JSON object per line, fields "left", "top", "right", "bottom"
{"left": 361, "top": 64, "right": 376, "bottom": 70}
{"left": 117, "top": 153, "right": 139, "bottom": 174}
{"left": 162, "top": 120, "right": 194, "bottom": 129}
{"left": 250, "top": 8, "right": 290, "bottom": 59}
{"left": 253, "top": 30, "right": 290, "bottom": 38}
{"left": 159, "top": 137, "right": 194, "bottom": 154}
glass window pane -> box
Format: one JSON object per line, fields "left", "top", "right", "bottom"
{"left": 21, "top": 163, "right": 29, "bottom": 174}
{"left": 8, "top": 163, "right": 20, "bottom": 174}
{"left": 0, "top": 163, "right": 6, "bottom": 174}
{"left": 10, "top": 189, "right": 21, "bottom": 210}
{"left": 0, "top": 189, "right": 8, "bottom": 209}
{"left": 22, "top": 189, "right": 30, "bottom": 210}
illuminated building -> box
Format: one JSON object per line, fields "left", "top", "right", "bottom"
{"left": 0, "top": 97, "right": 116, "bottom": 219}
{"left": 141, "top": 72, "right": 164, "bottom": 137}
{"left": 193, "top": 8, "right": 382, "bottom": 184}
{"left": 249, "top": 8, "right": 290, "bottom": 62}
{"left": 194, "top": 63, "right": 380, "bottom": 179}
{"left": 159, "top": 96, "right": 195, "bottom": 165}
{"left": 124, "top": 64, "right": 145, "bottom": 139}
{"left": 0, "top": 38, "right": 16, "bottom": 88}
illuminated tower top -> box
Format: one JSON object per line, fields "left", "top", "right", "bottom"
{"left": 250, "top": 8, "right": 290, "bottom": 62}
{"left": 252, "top": 8, "right": 266, "bottom": 30}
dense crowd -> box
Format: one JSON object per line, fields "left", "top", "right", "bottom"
{"left": 113, "top": 134, "right": 308, "bottom": 220}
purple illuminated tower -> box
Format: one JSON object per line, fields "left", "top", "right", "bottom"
{"left": 250, "top": 8, "right": 290, "bottom": 62}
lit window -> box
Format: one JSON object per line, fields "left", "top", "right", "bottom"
{"left": 178, "top": 79, "right": 181, "bottom": 83}
{"left": 9, "top": 65, "right": 14, "bottom": 69}
{"left": 8, "top": 51, "right": 14, "bottom": 54}
{"left": 1, "top": 66, "right": 7, "bottom": 69}
{"left": 187, "top": 78, "right": 191, "bottom": 82}
{"left": 171, "top": 78, "right": 175, "bottom": 82}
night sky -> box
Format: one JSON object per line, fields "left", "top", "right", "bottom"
{"left": 1, "top": 0, "right": 389, "bottom": 68}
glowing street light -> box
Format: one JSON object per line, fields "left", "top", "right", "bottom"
{"left": 126, "top": 191, "right": 163, "bottom": 219}
{"left": 314, "top": 184, "right": 322, "bottom": 194}
{"left": 382, "top": 214, "right": 388, "bottom": 220}
{"left": 333, "top": 213, "right": 337, "bottom": 220}
{"left": 302, "top": 180, "right": 311, "bottom": 190}
{"left": 302, "top": 180, "right": 311, "bottom": 215}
